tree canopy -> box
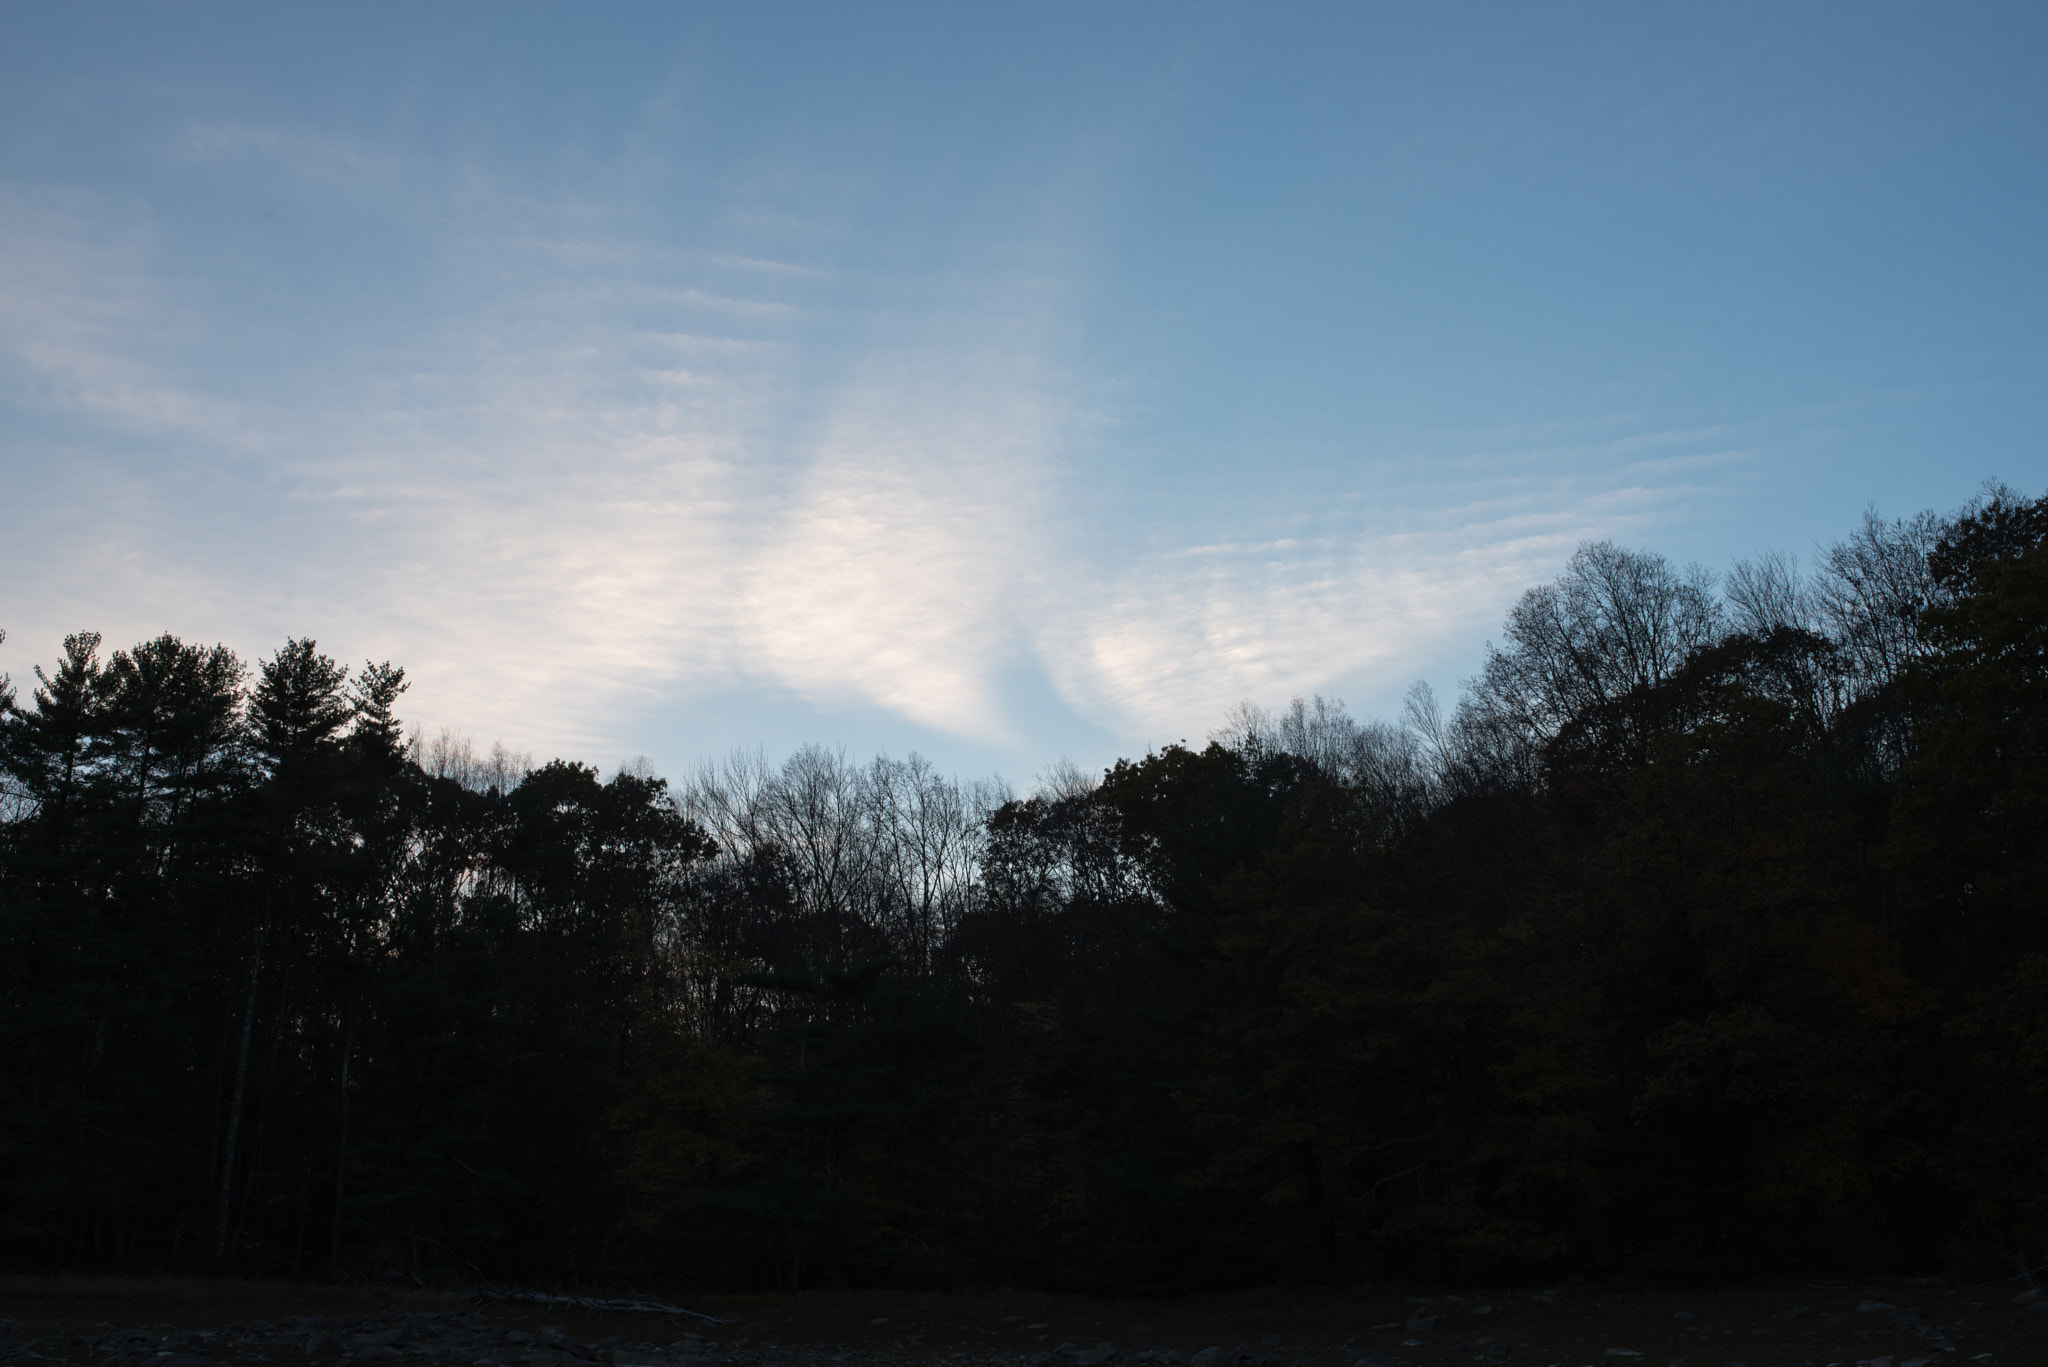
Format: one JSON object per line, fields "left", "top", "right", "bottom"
{"left": 3, "top": 483, "right": 2044, "bottom": 1288}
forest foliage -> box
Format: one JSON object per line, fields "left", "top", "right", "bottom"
{"left": 2, "top": 484, "right": 2044, "bottom": 1289}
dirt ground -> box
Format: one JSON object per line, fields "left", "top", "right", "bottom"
{"left": 3, "top": 1275, "right": 2046, "bottom": 1367}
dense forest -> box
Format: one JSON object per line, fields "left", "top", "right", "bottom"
{"left": 2, "top": 483, "right": 2044, "bottom": 1292}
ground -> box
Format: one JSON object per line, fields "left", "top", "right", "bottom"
{"left": 1, "top": 1277, "right": 2044, "bottom": 1367}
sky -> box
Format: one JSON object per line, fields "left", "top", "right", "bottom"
{"left": 2, "top": 2, "right": 2043, "bottom": 787}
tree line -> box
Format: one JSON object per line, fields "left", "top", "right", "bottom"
{"left": 2, "top": 482, "right": 2043, "bottom": 1289}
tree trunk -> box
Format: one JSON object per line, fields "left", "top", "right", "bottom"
{"left": 212, "top": 926, "right": 263, "bottom": 1266}
{"left": 294, "top": 1148, "right": 311, "bottom": 1271}
{"left": 231, "top": 980, "right": 290, "bottom": 1258}
{"left": 330, "top": 1005, "right": 354, "bottom": 1272}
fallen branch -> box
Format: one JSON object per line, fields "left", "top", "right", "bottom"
{"left": 471, "top": 1289, "right": 732, "bottom": 1324}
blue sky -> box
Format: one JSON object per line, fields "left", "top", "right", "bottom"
{"left": 3, "top": 2, "right": 2042, "bottom": 786}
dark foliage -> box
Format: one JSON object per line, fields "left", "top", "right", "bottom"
{"left": 2, "top": 484, "right": 2044, "bottom": 1288}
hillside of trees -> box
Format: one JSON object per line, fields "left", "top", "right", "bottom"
{"left": 2, "top": 483, "right": 2044, "bottom": 1291}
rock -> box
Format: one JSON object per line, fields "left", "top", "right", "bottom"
{"left": 1071, "top": 1342, "right": 1118, "bottom": 1366}
{"left": 2013, "top": 1286, "right": 2043, "bottom": 1304}
{"left": 1777, "top": 1308, "right": 1816, "bottom": 1321}
{"left": 1192, "top": 1348, "right": 1231, "bottom": 1367}
{"left": 1603, "top": 1350, "right": 1642, "bottom": 1359}
{"left": 1354, "top": 1355, "right": 1401, "bottom": 1367}
{"left": 1404, "top": 1317, "right": 1437, "bottom": 1334}
{"left": 2027, "top": 1300, "right": 2048, "bottom": 1314}
{"left": 308, "top": 1330, "right": 345, "bottom": 1353}
{"left": 1674, "top": 1313, "right": 1696, "bottom": 1323}
{"left": 1886, "top": 1309, "right": 1928, "bottom": 1328}
{"left": 1852, "top": 1357, "right": 1893, "bottom": 1367}
{"left": 1857, "top": 1302, "right": 1896, "bottom": 1313}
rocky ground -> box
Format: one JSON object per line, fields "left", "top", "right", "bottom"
{"left": 2, "top": 1283, "right": 2045, "bottom": 1367}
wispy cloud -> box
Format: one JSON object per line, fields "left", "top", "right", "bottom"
{"left": 651, "top": 288, "right": 798, "bottom": 316}
{"left": 1035, "top": 456, "right": 1730, "bottom": 741}
{"left": 176, "top": 120, "right": 386, "bottom": 184}
{"left": 0, "top": 104, "right": 1759, "bottom": 776}
{"left": 0, "top": 160, "right": 1741, "bottom": 769}
{"left": 709, "top": 255, "right": 827, "bottom": 277}
{"left": 0, "top": 194, "right": 245, "bottom": 439}
{"left": 740, "top": 352, "right": 1065, "bottom": 739}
